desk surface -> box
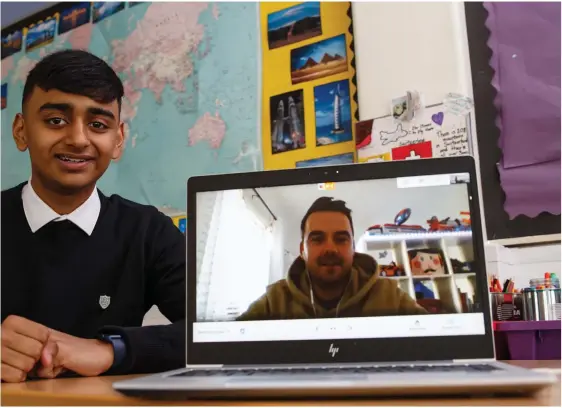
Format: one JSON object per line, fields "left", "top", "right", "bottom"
{"left": 2, "top": 360, "right": 560, "bottom": 406}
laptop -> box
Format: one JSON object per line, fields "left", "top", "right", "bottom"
{"left": 113, "top": 156, "right": 556, "bottom": 399}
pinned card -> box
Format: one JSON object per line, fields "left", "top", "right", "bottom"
{"left": 443, "top": 92, "right": 474, "bottom": 116}
{"left": 391, "top": 90, "right": 423, "bottom": 122}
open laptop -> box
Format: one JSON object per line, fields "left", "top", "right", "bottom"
{"left": 113, "top": 156, "right": 556, "bottom": 399}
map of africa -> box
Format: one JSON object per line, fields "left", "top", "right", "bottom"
{"left": 1, "top": 2, "right": 262, "bottom": 211}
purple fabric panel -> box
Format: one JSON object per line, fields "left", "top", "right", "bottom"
{"left": 484, "top": 2, "right": 561, "bottom": 218}
{"left": 484, "top": 2, "right": 561, "bottom": 168}
{"left": 497, "top": 160, "right": 561, "bottom": 219}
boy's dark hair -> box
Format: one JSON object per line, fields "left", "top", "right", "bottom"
{"left": 22, "top": 49, "right": 124, "bottom": 111}
{"left": 300, "top": 196, "right": 354, "bottom": 238}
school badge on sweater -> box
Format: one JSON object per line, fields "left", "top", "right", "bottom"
{"left": 99, "top": 295, "right": 111, "bottom": 309}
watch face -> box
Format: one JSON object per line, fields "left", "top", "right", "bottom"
{"left": 98, "top": 333, "right": 121, "bottom": 342}
{"left": 107, "top": 334, "right": 122, "bottom": 340}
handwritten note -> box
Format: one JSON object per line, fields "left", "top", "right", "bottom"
{"left": 356, "top": 104, "right": 471, "bottom": 163}
{"left": 435, "top": 126, "right": 469, "bottom": 157}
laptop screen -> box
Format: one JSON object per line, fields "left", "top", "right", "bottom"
{"left": 193, "top": 171, "right": 485, "bottom": 343}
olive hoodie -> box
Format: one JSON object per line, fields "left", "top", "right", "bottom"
{"left": 237, "top": 253, "right": 427, "bottom": 320}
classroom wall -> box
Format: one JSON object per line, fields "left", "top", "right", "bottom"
{"left": 352, "top": 1, "right": 560, "bottom": 288}
{"left": 352, "top": 2, "right": 480, "bottom": 214}
{"left": 486, "top": 243, "right": 562, "bottom": 288}
{"left": 352, "top": 2, "right": 473, "bottom": 120}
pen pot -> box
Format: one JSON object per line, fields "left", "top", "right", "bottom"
{"left": 523, "top": 288, "right": 561, "bottom": 321}
{"left": 490, "top": 292, "right": 524, "bottom": 321}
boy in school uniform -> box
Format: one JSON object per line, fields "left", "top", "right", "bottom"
{"left": 1, "top": 50, "right": 186, "bottom": 383}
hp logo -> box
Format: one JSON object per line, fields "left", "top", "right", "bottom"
{"left": 328, "top": 343, "right": 339, "bottom": 357}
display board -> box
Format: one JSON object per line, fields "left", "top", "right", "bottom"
{"left": 259, "top": 2, "right": 358, "bottom": 170}
{"left": 464, "top": 2, "right": 560, "bottom": 243}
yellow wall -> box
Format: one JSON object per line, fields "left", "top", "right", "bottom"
{"left": 260, "top": 2, "right": 357, "bottom": 170}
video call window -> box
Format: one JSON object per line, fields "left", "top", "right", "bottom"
{"left": 195, "top": 174, "right": 479, "bottom": 323}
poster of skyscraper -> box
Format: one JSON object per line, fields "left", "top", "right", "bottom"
{"left": 313, "top": 79, "right": 353, "bottom": 146}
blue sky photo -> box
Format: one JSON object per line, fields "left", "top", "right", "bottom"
{"left": 268, "top": 2, "right": 320, "bottom": 31}
{"left": 1, "top": 30, "right": 22, "bottom": 56}
{"left": 59, "top": 2, "right": 91, "bottom": 34}
{"left": 2, "top": 30, "right": 22, "bottom": 47}
{"left": 25, "top": 18, "right": 56, "bottom": 50}
{"left": 291, "top": 34, "right": 347, "bottom": 71}
{"left": 296, "top": 153, "right": 354, "bottom": 168}
{"left": 314, "top": 79, "right": 352, "bottom": 144}
{"left": 93, "top": 2, "right": 125, "bottom": 23}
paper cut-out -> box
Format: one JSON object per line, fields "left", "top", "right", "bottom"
{"left": 431, "top": 112, "right": 444, "bottom": 126}
{"left": 380, "top": 124, "right": 408, "bottom": 146}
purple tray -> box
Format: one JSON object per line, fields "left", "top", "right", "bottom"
{"left": 494, "top": 320, "right": 561, "bottom": 360}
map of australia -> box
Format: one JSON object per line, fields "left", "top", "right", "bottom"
{"left": 1, "top": 2, "right": 261, "bottom": 211}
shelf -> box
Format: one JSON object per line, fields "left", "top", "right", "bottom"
{"left": 361, "top": 231, "right": 472, "bottom": 246}
{"left": 357, "top": 231, "right": 476, "bottom": 313}
{"left": 412, "top": 274, "right": 455, "bottom": 280}
{"left": 382, "top": 276, "right": 410, "bottom": 280}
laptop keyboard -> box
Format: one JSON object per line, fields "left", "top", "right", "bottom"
{"left": 172, "top": 364, "right": 498, "bottom": 377}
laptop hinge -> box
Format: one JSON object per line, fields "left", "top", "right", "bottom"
{"left": 186, "top": 364, "right": 223, "bottom": 369}
{"left": 453, "top": 358, "right": 495, "bottom": 363}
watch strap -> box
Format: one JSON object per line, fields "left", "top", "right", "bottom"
{"left": 96, "top": 333, "right": 127, "bottom": 370}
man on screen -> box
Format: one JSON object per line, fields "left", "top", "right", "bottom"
{"left": 237, "top": 197, "right": 427, "bottom": 320}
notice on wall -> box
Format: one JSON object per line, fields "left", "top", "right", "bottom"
{"left": 355, "top": 104, "right": 472, "bottom": 163}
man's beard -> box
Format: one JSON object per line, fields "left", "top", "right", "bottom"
{"left": 311, "top": 265, "right": 351, "bottom": 291}
{"left": 316, "top": 252, "right": 344, "bottom": 268}
{"left": 311, "top": 272, "right": 351, "bottom": 290}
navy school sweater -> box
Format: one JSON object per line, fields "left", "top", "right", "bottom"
{"left": 1, "top": 182, "right": 186, "bottom": 375}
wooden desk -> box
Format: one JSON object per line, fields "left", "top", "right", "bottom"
{"left": 2, "top": 361, "right": 560, "bottom": 406}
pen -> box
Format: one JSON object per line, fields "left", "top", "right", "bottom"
{"left": 502, "top": 279, "right": 510, "bottom": 292}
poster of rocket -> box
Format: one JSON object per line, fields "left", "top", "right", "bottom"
{"left": 269, "top": 89, "right": 306, "bottom": 154}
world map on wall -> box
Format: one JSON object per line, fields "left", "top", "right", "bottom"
{"left": 1, "top": 2, "right": 262, "bottom": 211}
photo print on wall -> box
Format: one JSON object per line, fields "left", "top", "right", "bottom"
{"left": 270, "top": 89, "right": 306, "bottom": 155}
{"left": 290, "top": 34, "right": 348, "bottom": 85}
{"left": 92, "top": 2, "right": 125, "bottom": 24}
{"left": 58, "top": 2, "right": 91, "bottom": 35}
{"left": 1, "top": 83, "right": 7, "bottom": 110}
{"left": 314, "top": 79, "right": 353, "bottom": 146}
{"left": 25, "top": 16, "right": 57, "bottom": 52}
{"left": 2, "top": 29, "right": 23, "bottom": 58}
{"left": 295, "top": 152, "right": 354, "bottom": 168}
{"left": 267, "top": 2, "right": 322, "bottom": 50}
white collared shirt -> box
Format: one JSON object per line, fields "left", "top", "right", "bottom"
{"left": 22, "top": 180, "right": 101, "bottom": 236}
